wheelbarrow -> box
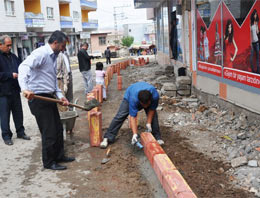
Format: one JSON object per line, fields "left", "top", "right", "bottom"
{"left": 59, "top": 99, "right": 79, "bottom": 140}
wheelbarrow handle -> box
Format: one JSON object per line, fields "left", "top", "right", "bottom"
{"left": 33, "top": 95, "right": 87, "bottom": 111}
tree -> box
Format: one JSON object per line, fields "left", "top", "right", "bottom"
{"left": 121, "top": 36, "right": 134, "bottom": 47}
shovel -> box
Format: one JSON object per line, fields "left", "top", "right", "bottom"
{"left": 101, "top": 147, "right": 111, "bottom": 164}
{"left": 33, "top": 95, "right": 99, "bottom": 111}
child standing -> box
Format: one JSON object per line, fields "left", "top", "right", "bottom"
{"left": 95, "top": 62, "right": 106, "bottom": 100}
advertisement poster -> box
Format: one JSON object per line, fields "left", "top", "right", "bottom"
{"left": 197, "top": 0, "right": 260, "bottom": 88}
{"left": 197, "top": 1, "right": 222, "bottom": 76}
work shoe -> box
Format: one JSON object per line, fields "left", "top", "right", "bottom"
{"left": 100, "top": 138, "right": 108, "bottom": 149}
{"left": 157, "top": 139, "right": 164, "bottom": 145}
{"left": 57, "top": 156, "right": 75, "bottom": 163}
{"left": 84, "top": 99, "right": 100, "bottom": 111}
{"left": 4, "top": 139, "right": 13, "bottom": 146}
{"left": 17, "top": 134, "right": 31, "bottom": 140}
{"left": 45, "top": 163, "right": 67, "bottom": 171}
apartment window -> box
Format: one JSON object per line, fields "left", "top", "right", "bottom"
{"left": 4, "top": 0, "right": 15, "bottom": 16}
{"left": 73, "top": 11, "right": 79, "bottom": 21}
{"left": 47, "top": 7, "right": 54, "bottom": 19}
{"left": 99, "top": 37, "right": 106, "bottom": 45}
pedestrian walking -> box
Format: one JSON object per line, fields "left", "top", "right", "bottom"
{"left": 104, "top": 47, "right": 111, "bottom": 65}
{"left": 0, "top": 35, "right": 30, "bottom": 146}
{"left": 100, "top": 81, "right": 164, "bottom": 149}
{"left": 18, "top": 30, "right": 75, "bottom": 171}
{"left": 95, "top": 62, "right": 106, "bottom": 101}
{"left": 77, "top": 43, "right": 93, "bottom": 95}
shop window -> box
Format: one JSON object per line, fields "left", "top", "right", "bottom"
{"left": 47, "top": 7, "right": 54, "bottom": 19}
{"left": 99, "top": 37, "right": 106, "bottom": 46}
{"left": 73, "top": 11, "right": 79, "bottom": 21}
{"left": 163, "top": 2, "right": 169, "bottom": 55}
{"left": 4, "top": 0, "right": 15, "bottom": 16}
{"left": 223, "top": 0, "right": 254, "bottom": 25}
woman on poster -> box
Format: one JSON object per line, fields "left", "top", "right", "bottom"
{"left": 224, "top": 19, "right": 238, "bottom": 68}
{"left": 250, "top": 9, "right": 259, "bottom": 73}
{"left": 198, "top": 26, "right": 205, "bottom": 61}
{"left": 214, "top": 23, "right": 222, "bottom": 65}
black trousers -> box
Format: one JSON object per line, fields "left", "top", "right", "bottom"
{"left": 28, "top": 94, "right": 64, "bottom": 168}
{"left": 106, "top": 57, "right": 111, "bottom": 64}
{"left": 0, "top": 91, "right": 25, "bottom": 140}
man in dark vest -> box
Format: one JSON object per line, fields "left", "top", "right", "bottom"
{"left": 0, "top": 35, "right": 30, "bottom": 146}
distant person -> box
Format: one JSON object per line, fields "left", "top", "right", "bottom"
{"left": 0, "top": 35, "right": 30, "bottom": 146}
{"left": 104, "top": 47, "right": 111, "bottom": 65}
{"left": 95, "top": 62, "right": 106, "bottom": 101}
{"left": 153, "top": 47, "right": 157, "bottom": 55}
{"left": 63, "top": 49, "right": 73, "bottom": 103}
{"left": 170, "top": 15, "right": 178, "bottom": 59}
{"left": 77, "top": 43, "right": 93, "bottom": 95}
{"left": 56, "top": 51, "right": 69, "bottom": 112}
{"left": 100, "top": 82, "right": 164, "bottom": 149}
{"left": 18, "top": 30, "right": 75, "bottom": 171}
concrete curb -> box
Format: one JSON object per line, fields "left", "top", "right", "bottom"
{"left": 141, "top": 132, "right": 197, "bottom": 198}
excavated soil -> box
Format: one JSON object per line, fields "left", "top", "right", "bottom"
{"left": 58, "top": 62, "right": 255, "bottom": 197}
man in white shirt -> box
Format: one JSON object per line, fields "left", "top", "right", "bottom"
{"left": 18, "top": 31, "right": 75, "bottom": 171}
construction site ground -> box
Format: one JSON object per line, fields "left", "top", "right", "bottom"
{"left": 0, "top": 56, "right": 257, "bottom": 197}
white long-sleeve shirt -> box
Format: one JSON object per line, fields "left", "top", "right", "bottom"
{"left": 18, "top": 44, "right": 63, "bottom": 99}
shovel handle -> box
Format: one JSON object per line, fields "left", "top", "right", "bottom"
{"left": 33, "top": 95, "right": 86, "bottom": 111}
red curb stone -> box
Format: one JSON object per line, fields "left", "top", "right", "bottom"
{"left": 144, "top": 142, "right": 165, "bottom": 166}
{"left": 153, "top": 154, "right": 177, "bottom": 184}
{"left": 89, "top": 111, "right": 102, "bottom": 147}
{"left": 162, "top": 170, "right": 196, "bottom": 198}
{"left": 140, "top": 132, "right": 156, "bottom": 148}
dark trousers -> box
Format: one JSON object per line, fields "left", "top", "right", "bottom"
{"left": 66, "top": 73, "right": 73, "bottom": 103}
{"left": 104, "top": 99, "right": 161, "bottom": 142}
{"left": 0, "top": 92, "right": 25, "bottom": 140}
{"left": 28, "top": 94, "right": 64, "bottom": 168}
{"left": 106, "top": 57, "right": 111, "bottom": 64}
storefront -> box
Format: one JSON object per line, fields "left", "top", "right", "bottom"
{"left": 196, "top": 0, "right": 260, "bottom": 92}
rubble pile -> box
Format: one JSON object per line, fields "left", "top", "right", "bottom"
{"left": 128, "top": 59, "right": 260, "bottom": 197}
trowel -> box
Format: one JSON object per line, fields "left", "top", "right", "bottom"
{"left": 101, "top": 147, "right": 111, "bottom": 164}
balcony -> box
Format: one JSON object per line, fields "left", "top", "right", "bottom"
{"left": 80, "top": 0, "right": 97, "bottom": 10}
{"left": 60, "top": 16, "right": 73, "bottom": 29}
{"left": 24, "top": 12, "right": 45, "bottom": 28}
{"left": 82, "top": 20, "right": 98, "bottom": 29}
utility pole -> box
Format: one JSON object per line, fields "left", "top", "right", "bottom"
{"left": 113, "top": 5, "right": 131, "bottom": 46}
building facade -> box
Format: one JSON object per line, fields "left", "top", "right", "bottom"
{"left": 135, "top": 0, "right": 260, "bottom": 115}
{"left": 123, "top": 23, "right": 156, "bottom": 44}
{"left": 0, "top": 0, "right": 98, "bottom": 59}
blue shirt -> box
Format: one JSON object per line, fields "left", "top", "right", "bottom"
{"left": 18, "top": 44, "right": 63, "bottom": 99}
{"left": 124, "top": 82, "right": 159, "bottom": 117}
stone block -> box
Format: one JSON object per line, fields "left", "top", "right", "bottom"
{"left": 162, "top": 83, "right": 177, "bottom": 91}
{"left": 176, "top": 76, "right": 191, "bottom": 85}
{"left": 231, "top": 156, "right": 248, "bottom": 168}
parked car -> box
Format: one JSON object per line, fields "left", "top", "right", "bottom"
{"left": 89, "top": 51, "right": 103, "bottom": 59}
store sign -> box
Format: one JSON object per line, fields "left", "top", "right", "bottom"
{"left": 80, "top": 32, "right": 90, "bottom": 39}
{"left": 198, "top": 61, "right": 222, "bottom": 77}
{"left": 224, "top": 68, "right": 260, "bottom": 89}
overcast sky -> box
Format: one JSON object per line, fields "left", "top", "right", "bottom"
{"left": 89, "top": 0, "right": 153, "bottom": 30}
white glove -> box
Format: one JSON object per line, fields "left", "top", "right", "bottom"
{"left": 146, "top": 124, "right": 152, "bottom": 132}
{"left": 131, "top": 134, "right": 138, "bottom": 145}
